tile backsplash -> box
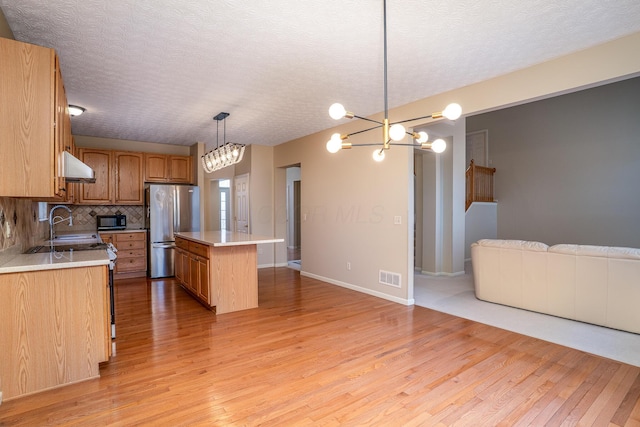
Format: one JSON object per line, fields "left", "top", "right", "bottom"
{"left": 69, "top": 205, "right": 145, "bottom": 231}
{"left": 0, "top": 199, "right": 145, "bottom": 258}
{"left": 0, "top": 197, "right": 48, "bottom": 256}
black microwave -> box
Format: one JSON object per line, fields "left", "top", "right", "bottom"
{"left": 97, "top": 215, "right": 127, "bottom": 230}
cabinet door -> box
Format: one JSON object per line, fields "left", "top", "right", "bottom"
{"left": 144, "top": 154, "right": 168, "bottom": 182}
{"left": 0, "top": 38, "right": 57, "bottom": 198}
{"left": 189, "top": 255, "right": 200, "bottom": 295}
{"left": 168, "top": 156, "right": 192, "bottom": 183}
{"left": 198, "top": 257, "right": 210, "bottom": 303}
{"left": 175, "top": 248, "right": 184, "bottom": 283}
{"left": 181, "top": 251, "right": 191, "bottom": 289}
{"left": 114, "top": 151, "right": 144, "bottom": 204}
{"left": 78, "top": 149, "right": 112, "bottom": 204}
{"left": 99, "top": 233, "right": 114, "bottom": 245}
{"left": 53, "top": 57, "right": 68, "bottom": 198}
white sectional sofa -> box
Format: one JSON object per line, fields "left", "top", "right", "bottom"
{"left": 470, "top": 239, "right": 640, "bottom": 334}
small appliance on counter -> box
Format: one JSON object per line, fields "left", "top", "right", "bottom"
{"left": 97, "top": 214, "right": 127, "bottom": 231}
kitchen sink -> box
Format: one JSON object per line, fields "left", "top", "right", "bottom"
{"left": 45, "top": 233, "right": 100, "bottom": 246}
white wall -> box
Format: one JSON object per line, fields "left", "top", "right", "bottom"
{"left": 270, "top": 32, "right": 640, "bottom": 305}
{"left": 464, "top": 203, "right": 497, "bottom": 260}
{"left": 466, "top": 76, "right": 640, "bottom": 247}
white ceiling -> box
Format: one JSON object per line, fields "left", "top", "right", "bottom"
{"left": 2, "top": 0, "right": 640, "bottom": 150}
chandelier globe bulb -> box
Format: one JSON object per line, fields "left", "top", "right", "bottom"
{"left": 389, "top": 124, "right": 406, "bottom": 141}
{"left": 432, "top": 138, "right": 447, "bottom": 153}
{"left": 329, "top": 103, "right": 347, "bottom": 120}
{"left": 442, "top": 103, "right": 462, "bottom": 120}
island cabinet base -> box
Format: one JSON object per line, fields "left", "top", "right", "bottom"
{"left": 211, "top": 245, "right": 258, "bottom": 314}
{"left": 175, "top": 236, "right": 258, "bottom": 314}
{"left": 0, "top": 266, "right": 110, "bottom": 401}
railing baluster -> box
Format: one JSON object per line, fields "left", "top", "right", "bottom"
{"left": 465, "top": 160, "right": 496, "bottom": 211}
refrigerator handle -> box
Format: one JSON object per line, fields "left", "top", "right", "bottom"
{"left": 173, "top": 186, "right": 179, "bottom": 233}
{"left": 153, "top": 243, "right": 176, "bottom": 249}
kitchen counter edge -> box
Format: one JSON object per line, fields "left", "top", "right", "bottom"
{"left": 0, "top": 251, "right": 110, "bottom": 274}
{"left": 175, "top": 231, "right": 284, "bottom": 247}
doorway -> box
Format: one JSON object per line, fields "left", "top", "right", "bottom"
{"left": 207, "top": 178, "right": 232, "bottom": 231}
{"left": 234, "top": 173, "right": 250, "bottom": 234}
{"left": 286, "top": 166, "right": 301, "bottom": 269}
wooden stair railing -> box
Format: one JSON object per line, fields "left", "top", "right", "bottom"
{"left": 466, "top": 159, "right": 496, "bottom": 211}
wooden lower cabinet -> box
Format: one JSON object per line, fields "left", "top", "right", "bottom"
{"left": 99, "top": 231, "right": 147, "bottom": 279}
{"left": 0, "top": 266, "right": 110, "bottom": 401}
{"left": 175, "top": 237, "right": 214, "bottom": 309}
{"left": 174, "top": 236, "right": 258, "bottom": 314}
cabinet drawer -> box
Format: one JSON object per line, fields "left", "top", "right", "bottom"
{"left": 116, "top": 256, "right": 146, "bottom": 272}
{"left": 116, "top": 240, "right": 145, "bottom": 250}
{"left": 189, "top": 241, "right": 209, "bottom": 258}
{"left": 116, "top": 232, "right": 145, "bottom": 241}
{"left": 117, "top": 248, "right": 146, "bottom": 259}
{"left": 175, "top": 237, "right": 189, "bottom": 250}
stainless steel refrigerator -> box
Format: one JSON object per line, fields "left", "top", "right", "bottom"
{"left": 145, "top": 184, "right": 200, "bottom": 278}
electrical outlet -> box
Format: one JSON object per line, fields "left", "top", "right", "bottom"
{"left": 0, "top": 390, "right": 3, "bottom": 405}
{"left": 346, "top": 262, "right": 351, "bottom": 270}
{"left": 394, "top": 216, "right": 402, "bottom": 225}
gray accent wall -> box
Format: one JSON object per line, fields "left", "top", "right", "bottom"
{"left": 466, "top": 77, "right": 640, "bottom": 247}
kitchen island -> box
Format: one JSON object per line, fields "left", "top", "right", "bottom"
{"left": 174, "top": 231, "right": 284, "bottom": 314}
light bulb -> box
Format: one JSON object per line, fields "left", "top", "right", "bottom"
{"left": 329, "top": 103, "right": 347, "bottom": 120}
{"left": 326, "top": 133, "right": 343, "bottom": 153}
{"left": 372, "top": 148, "right": 385, "bottom": 162}
{"left": 442, "top": 103, "right": 462, "bottom": 120}
{"left": 415, "top": 131, "right": 428, "bottom": 143}
{"left": 232, "top": 147, "right": 239, "bottom": 158}
{"left": 432, "top": 138, "right": 446, "bottom": 153}
{"left": 389, "top": 124, "right": 406, "bottom": 141}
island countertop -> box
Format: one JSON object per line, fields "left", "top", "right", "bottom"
{"left": 175, "top": 231, "right": 284, "bottom": 247}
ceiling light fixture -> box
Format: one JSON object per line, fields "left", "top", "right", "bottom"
{"left": 326, "top": 0, "right": 462, "bottom": 162}
{"left": 202, "top": 112, "right": 246, "bottom": 173}
{"left": 68, "top": 105, "right": 86, "bottom": 116}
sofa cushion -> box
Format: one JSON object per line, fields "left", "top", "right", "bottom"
{"left": 477, "top": 239, "right": 548, "bottom": 251}
{"left": 607, "top": 246, "right": 640, "bottom": 260}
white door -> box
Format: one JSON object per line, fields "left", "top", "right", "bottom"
{"left": 234, "top": 173, "right": 250, "bottom": 234}
{"left": 466, "top": 130, "right": 488, "bottom": 166}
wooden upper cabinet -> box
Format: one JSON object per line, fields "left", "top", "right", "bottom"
{"left": 114, "top": 151, "right": 144, "bottom": 204}
{"left": 0, "top": 38, "right": 70, "bottom": 199}
{"left": 77, "top": 149, "right": 144, "bottom": 205}
{"left": 169, "top": 156, "right": 192, "bottom": 183}
{"left": 144, "top": 154, "right": 168, "bottom": 182}
{"left": 144, "top": 154, "right": 193, "bottom": 184}
{"left": 78, "top": 149, "right": 112, "bottom": 204}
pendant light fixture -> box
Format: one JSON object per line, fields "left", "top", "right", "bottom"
{"left": 201, "top": 112, "right": 246, "bottom": 173}
{"left": 326, "top": 0, "right": 462, "bottom": 161}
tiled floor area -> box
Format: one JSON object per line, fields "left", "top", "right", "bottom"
{"left": 413, "top": 263, "right": 640, "bottom": 367}
{"left": 287, "top": 246, "right": 301, "bottom": 270}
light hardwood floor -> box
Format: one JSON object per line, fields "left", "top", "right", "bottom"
{"left": 1, "top": 267, "right": 639, "bottom": 426}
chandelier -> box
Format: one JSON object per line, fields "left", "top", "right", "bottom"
{"left": 202, "top": 112, "right": 246, "bottom": 173}
{"left": 326, "top": 0, "right": 462, "bottom": 162}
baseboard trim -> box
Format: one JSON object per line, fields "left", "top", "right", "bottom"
{"left": 300, "top": 271, "right": 414, "bottom": 306}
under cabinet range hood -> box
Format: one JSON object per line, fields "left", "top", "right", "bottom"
{"left": 63, "top": 151, "right": 96, "bottom": 183}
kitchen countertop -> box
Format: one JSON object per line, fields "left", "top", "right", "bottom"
{"left": 175, "top": 231, "right": 284, "bottom": 247}
{"left": 0, "top": 250, "right": 110, "bottom": 274}
{"left": 97, "top": 229, "right": 146, "bottom": 234}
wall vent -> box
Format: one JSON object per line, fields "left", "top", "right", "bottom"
{"left": 379, "top": 270, "right": 401, "bottom": 288}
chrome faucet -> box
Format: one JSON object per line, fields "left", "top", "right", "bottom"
{"left": 49, "top": 205, "right": 73, "bottom": 242}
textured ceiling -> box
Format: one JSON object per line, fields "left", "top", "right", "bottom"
{"left": 2, "top": 0, "right": 640, "bottom": 150}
